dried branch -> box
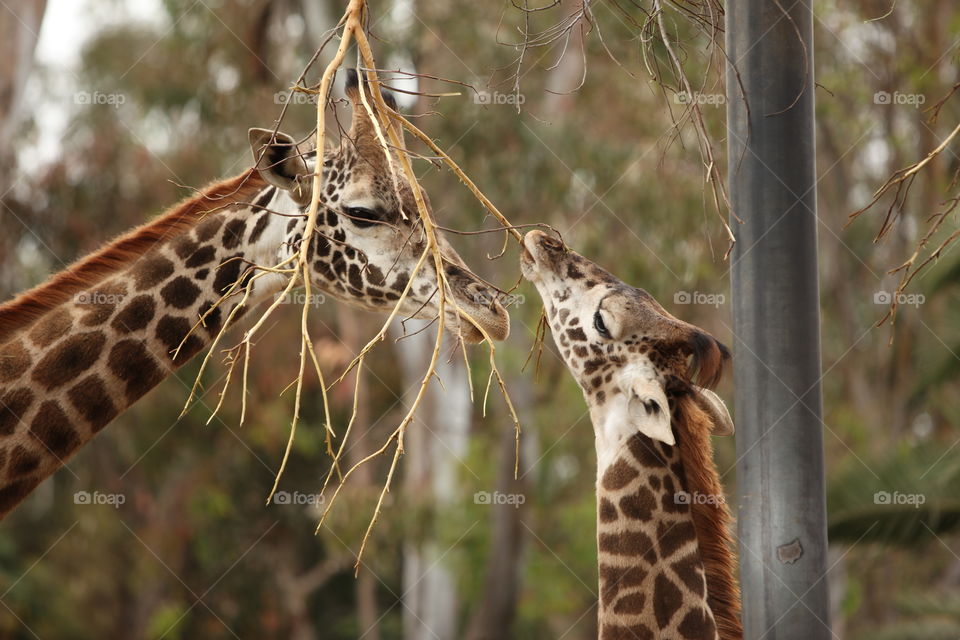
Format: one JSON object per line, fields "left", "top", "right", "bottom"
{"left": 180, "top": 0, "right": 524, "bottom": 573}
{"left": 848, "top": 120, "right": 960, "bottom": 329}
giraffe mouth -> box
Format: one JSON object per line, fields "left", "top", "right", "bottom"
{"left": 520, "top": 230, "right": 549, "bottom": 281}
{"left": 439, "top": 263, "right": 510, "bottom": 342}
{"left": 445, "top": 290, "right": 510, "bottom": 343}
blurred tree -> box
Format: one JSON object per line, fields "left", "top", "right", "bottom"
{"left": 1, "top": 0, "right": 960, "bottom": 638}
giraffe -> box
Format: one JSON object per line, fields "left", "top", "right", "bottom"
{"left": 520, "top": 230, "right": 741, "bottom": 640}
{"left": 0, "top": 70, "right": 509, "bottom": 518}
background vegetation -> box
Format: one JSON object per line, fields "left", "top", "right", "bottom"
{"left": 1, "top": 0, "right": 959, "bottom": 638}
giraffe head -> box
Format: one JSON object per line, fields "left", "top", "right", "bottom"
{"left": 522, "top": 230, "right": 742, "bottom": 639}
{"left": 248, "top": 69, "right": 509, "bottom": 343}
{"left": 521, "top": 230, "right": 733, "bottom": 465}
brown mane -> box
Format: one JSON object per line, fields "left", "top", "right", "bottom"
{"left": 0, "top": 169, "right": 267, "bottom": 345}
{"left": 676, "top": 393, "right": 743, "bottom": 640}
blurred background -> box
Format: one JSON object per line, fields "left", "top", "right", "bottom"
{"left": 1, "top": 0, "right": 959, "bottom": 638}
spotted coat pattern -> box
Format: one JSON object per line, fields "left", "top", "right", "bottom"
{"left": 0, "top": 76, "right": 508, "bottom": 518}
{"left": 521, "top": 230, "right": 739, "bottom": 640}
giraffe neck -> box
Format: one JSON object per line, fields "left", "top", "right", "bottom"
{"left": 0, "top": 170, "right": 296, "bottom": 516}
{"left": 595, "top": 431, "right": 720, "bottom": 640}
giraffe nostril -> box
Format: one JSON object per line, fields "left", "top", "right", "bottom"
{"left": 444, "top": 263, "right": 472, "bottom": 281}
{"left": 467, "top": 283, "right": 497, "bottom": 308}
{"left": 539, "top": 236, "right": 564, "bottom": 252}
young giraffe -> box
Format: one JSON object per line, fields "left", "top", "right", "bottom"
{"left": 0, "top": 70, "right": 509, "bottom": 518}
{"left": 521, "top": 230, "right": 741, "bottom": 640}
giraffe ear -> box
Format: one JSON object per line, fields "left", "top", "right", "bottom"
{"left": 248, "top": 128, "right": 312, "bottom": 206}
{"left": 626, "top": 378, "right": 675, "bottom": 446}
{"left": 694, "top": 387, "right": 735, "bottom": 436}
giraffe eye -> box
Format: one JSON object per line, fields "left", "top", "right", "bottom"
{"left": 594, "top": 311, "right": 611, "bottom": 338}
{"left": 344, "top": 206, "right": 381, "bottom": 228}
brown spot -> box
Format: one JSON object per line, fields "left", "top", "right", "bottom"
{"left": 620, "top": 486, "right": 657, "bottom": 521}
{"left": 566, "top": 263, "right": 584, "bottom": 279}
{"left": 248, "top": 212, "right": 270, "bottom": 244}
{"left": 649, "top": 475, "right": 662, "bottom": 490}
{"left": 252, "top": 187, "right": 275, "bottom": 212}
{"left": 221, "top": 219, "right": 247, "bottom": 249}
{"left": 613, "top": 590, "right": 646, "bottom": 615}
{"left": 156, "top": 316, "right": 204, "bottom": 366}
{"left": 602, "top": 458, "right": 639, "bottom": 491}
{"left": 600, "top": 563, "right": 648, "bottom": 606}
{"left": 567, "top": 327, "right": 587, "bottom": 342}
{"left": 185, "top": 245, "right": 216, "bottom": 268}
{"left": 31, "top": 331, "right": 107, "bottom": 391}
{"left": 312, "top": 234, "right": 331, "bottom": 258}
{"left": 391, "top": 272, "right": 409, "bottom": 293}
{"left": 29, "top": 401, "right": 80, "bottom": 459}
{"left": 314, "top": 260, "right": 334, "bottom": 281}
{"left": 600, "top": 624, "right": 653, "bottom": 640}
{"left": 0, "top": 340, "right": 31, "bottom": 383}
{"left": 599, "top": 498, "right": 618, "bottom": 522}
{"left": 195, "top": 215, "right": 223, "bottom": 241}
{"left": 0, "top": 388, "right": 34, "bottom": 436}
{"left": 678, "top": 607, "right": 716, "bottom": 639}
{"left": 67, "top": 375, "right": 118, "bottom": 432}
{"left": 112, "top": 295, "right": 156, "bottom": 333}
{"left": 77, "top": 282, "right": 127, "bottom": 326}
{"left": 599, "top": 531, "right": 657, "bottom": 562}
{"left": 348, "top": 264, "right": 364, "bottom": 291}
{"left": 131, "top": 254, "right": 175, "bottom": 290}
{"left": 366, "top": 264, "right": 385, "bottom": 285}
{"left": 662, "top": 476, "right": 688, "bottom": 514}
{"left": 0, "top": 477, "right": 41, "bottom": 513}
{"left": 657, "top": 441, "right": 673, "bottom": 459}
{"left": 653, "top": 572, "right": 683, "bottom": 628}
{"left": 583, "top": 358, "right": 604, "bottom": 375}
{"left": 160, "top": 276, "right": 202, "bottom": 309}
{"left": 671, "top": 461, "right": 686, "bottom": 482}
{"left": 670, "top": 553, "right": 706, "bottom": 597}
{"left": 330, "top": 251, "right": 347, "bottom": 278}
{"left": 8, "top": 445, "right": 41, "bottom": 476}
{"left": 658, "top": 520, "right": 698, "bottom": 558}
{"left": 213, "top": 255, "right": 243, "bottom": 295}
{"left": 107, "top": 340, "right": 165, "bottom": 401}
{"left": 628, "top": 433, "right": 670, "bottom": 469}
{"left": 198, "top": 301, "right": 223, "bottom": 336}
{"left": 172, "top": 236, "right": 199, "bottom": 259}
{"left": 28, "top": 307, "right": 73, "bottom": 347}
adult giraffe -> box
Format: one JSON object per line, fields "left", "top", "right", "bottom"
{"left": 0, "top": 70, "right": 509, "bottom": 518}
{"left": 521, "top": 230, "right": 741, "bottom": 640}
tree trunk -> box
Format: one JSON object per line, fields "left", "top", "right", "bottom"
{"left": 337, "top": 307, "right": 382, "bottom": 640}
{"left": 395, "top": 321, "right": 467, "bottom": 640}
{"left": 0, "top": 0, "right": 46, "bottom": 170}
{"left": 464, "top": 374, "right": 534, "bottom": 640}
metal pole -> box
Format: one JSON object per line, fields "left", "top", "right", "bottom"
{"left": 725, "top": 1, "right": 831, "bottom": 639}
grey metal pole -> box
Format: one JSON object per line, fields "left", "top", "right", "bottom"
{"left": 725, "top": 1, "right": 831, "bottom": 639}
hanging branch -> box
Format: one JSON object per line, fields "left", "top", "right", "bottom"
{"left": 502, "top": 0, "right": 738, "bottom": 255}
{"left": 847, "top": 118, "right": 960, "bottom": 329}
{"left": 179, "top": 0, "right": 524, "bottom": 572}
